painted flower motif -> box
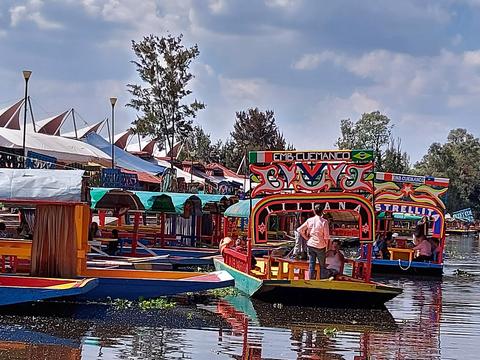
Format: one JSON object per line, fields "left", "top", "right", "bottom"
{"left": 258, "top": 222, "right": 267, "bottom": 234}
{"left": 362, "top": 223, "right": 370, "bottom": 233}
{"left": 401, "top": 183, "right": 414, "bottom": 197}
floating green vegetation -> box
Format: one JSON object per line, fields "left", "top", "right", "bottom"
{"left": 138, "top": 298, "right": 177, "bottom": 311}
{"left": 112, "top": 298, "right": 133, "bottom": 310}
{"left": 453, "top": 269, "right": 475, "bottom": 277}
{"left": 323, "top": 327, "right": 339, "bottom": 337}
{"left": 207, "top": 287, "right": 240, "bottom": 298}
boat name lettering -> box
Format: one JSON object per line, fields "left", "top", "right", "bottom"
{"left": 272, "top": 151, "right": 351, "bottom": 162}
{"left": 375, "top": 203, "right": 434, "bottom": 216}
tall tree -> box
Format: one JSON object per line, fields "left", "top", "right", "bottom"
{"left": 382, "top": 137, "right": 410, "bottom": 173}
{"left": 228, "top": 108, "right": 288, "bottom": 172}
{"left": 414, "top": 128, "right": 480, "bottom": 213}
{"left": 127, "top": 34, "right": 205, "bottom": 170}
{"left": 181, "top": 125, "right": 219, "bottom": 164}
{"left": 336, "top": 111, "right": 392, "bottom": 169}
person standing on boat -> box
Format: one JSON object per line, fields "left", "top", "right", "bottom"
{"left": 298, "top": 204, "right": 330, "bottom": 279}
{"left": 292, "top": 212, "right": 309, "bottom": 260}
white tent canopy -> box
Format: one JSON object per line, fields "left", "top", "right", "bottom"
{"left": 0, "top": 168, "right": 84, "bottom": 202}
{"left": 0, "top": 127, "right": 111, "bottom": 166}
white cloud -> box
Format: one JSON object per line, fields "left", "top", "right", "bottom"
{"left": 10, "top": 0, "right": 63, "bottom": 30}
{"left": 292, "top": 51, "right": 338, "bottom": 70}
{"left": 220, "top": 77, "right": 269, "bottom": 102}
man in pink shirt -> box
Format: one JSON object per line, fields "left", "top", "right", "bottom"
{"left": 297, "top": 204, "right": 330, "bottom": 279}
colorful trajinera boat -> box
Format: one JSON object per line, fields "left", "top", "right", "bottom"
{"left": 214, "top": 150, "right": 402, "bottom": 308}
{"left": 362, "top": 172, "right": 450, "bottom": 277}
{"left": 0, "top": 276, "right": 98, "bottom": 306}
{"left": 0, "top": 169, "right": 233, "bottom": 301}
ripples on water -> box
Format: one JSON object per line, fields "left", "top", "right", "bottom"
{"left": 0, "top": 234, "right": 479, "bottom": 359}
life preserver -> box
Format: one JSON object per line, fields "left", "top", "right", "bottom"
{"left": 219, "top": 237, "right": 234, "bottom": 255}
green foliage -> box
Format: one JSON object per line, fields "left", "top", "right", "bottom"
{"left": 414, "top": 128, "right": 480, "bottom": 213}
{"left": 112, "top": 298, "right": 133, "bottom": 310}
{"left": 127, "top": 33, "right": 205, "bottom": 155}
{"left": 453, "top": 269, "right": 475, "bottom": 277}
{"left": 220, "top": 108, "right": 289, "bottom": 172}
{"left": 323, "top": 327, "right": 339, "bottom": 337}
{"left": 138, "top": 297, "right": 176, "bottom": 311}
{"left": 336, "top": 111, "right": 410, "bottom": 172}
{"left": 382, "top": 137, "right": 410, "bottom": 174}
{"left": 180, "top": 125, "right": 221, "bottom": 163}
{"left": 207, "top": 287, "right": 240, "bottom": 298}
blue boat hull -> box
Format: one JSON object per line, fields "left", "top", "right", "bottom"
{"left": 0, "top": 278, "right": 99, "bottom": 306}
{"left": 77, "top": 272, "right": 234, "bottom": 301}
{"left": 370, "top": 259, "right": 443, "bottom": 277}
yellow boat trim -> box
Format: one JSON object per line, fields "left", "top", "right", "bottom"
{"left": 265, "top": 279, "right": 400, "bottom": 294}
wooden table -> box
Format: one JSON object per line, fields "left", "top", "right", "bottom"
{"left": 264, "top": 256, "right": 322, "bottom": 280}
{"left": 388, "top": 247, "right": 414, "bottom": 262}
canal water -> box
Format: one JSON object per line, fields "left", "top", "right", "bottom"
{"left": 0, "top": 234, "right": 478, "bottom": 359}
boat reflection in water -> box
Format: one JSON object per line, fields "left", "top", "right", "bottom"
{"left": 0, "top": 280, "right": 443, "bottom": 359}
{"left": 213, "top": 281, "right": 442, "bottom": 359}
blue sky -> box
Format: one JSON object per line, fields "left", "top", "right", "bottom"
{"left": 1, "top": 0, "right": 480, "bottom": 162}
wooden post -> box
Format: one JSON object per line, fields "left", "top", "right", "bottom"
{"left": 99, "top": 210, "right": 105, "bottom": 227}
{"left": 223, "top": 216, "right": 229, "bottom": 238}
{"left": 132, "top": 212, "right": 140, "bottom": 256}
{"left": 160, "top": 213, "right": 165, "bottom": 247}
{"left": 364, "top": 243, "right": 373, "bottom": 282}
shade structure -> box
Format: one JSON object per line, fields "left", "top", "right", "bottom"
{"left": 0, "top": 168, "right": 84, "bottom": 203}
{"left": 112, "top": 129, "right": 132, "bottom": 149}
{"left": 0, "top": 127, "right": 111, "bottom": 166}
{"left": 62, "top": 120, "right": 105, "bottom": 139}
{"left": 90, "top": 188, "right": 144, "bottom": 210}
{"left": 224, "top": 199, "right": 261, "bottom": 218}
{"left": 84, "top": 133, "right": 166, "bottom": 175}
{"left": 0, "top": 99, "right": 23, "bottom": 130}
{"left": 133, "top": 191, "right": 202, "bottom": 215}
{"left": 27, "top": 111, "right": 69, "bottom": 135}
{"left": 377, "top": 212, "right": 422, "bottom": 221}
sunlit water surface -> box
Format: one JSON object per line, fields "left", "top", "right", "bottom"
{"left": 0, "top": 234, "right": 479, "bottom": 359}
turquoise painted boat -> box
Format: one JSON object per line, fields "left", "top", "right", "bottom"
{"left": 214, "top": 257, "right": 401, "bottom": 308}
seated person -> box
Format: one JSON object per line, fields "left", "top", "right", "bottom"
{"left": 0, "top": 222, "right": 8, "bottom": 238}
{"left": 412, "top": 234, "right": 432, "bottom": 262}
{"left": 325, "top": 240, "right": 345, "bottom": 277}
{"left": 106, "top": 229, "right": 120, "bottom": 256}
{"left": 430, "top": 237, "right": 441, "bottom": 261}
{"left": 89, "top": 222, "right": 102, "bottom": 242}
{"left": 373, "top": 232, "right": 393, "bottom": 259}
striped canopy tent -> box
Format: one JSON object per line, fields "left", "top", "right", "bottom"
{"left": 112, "top": 129, "right": 133, "bottom": 149}
{"left": 90, "top": 188, "right": 144, "bottom": 211}
{"left": 62, "top": 120, "right": 106, "bottom": 139}
{"left": 0, "top": 99, "right": 23, "bottom": 130}
{"left": 27, "top": 111, "right": 69, "bottom": 135}
{"left": 224, "top": 199, "right": 261, "bottom": 218}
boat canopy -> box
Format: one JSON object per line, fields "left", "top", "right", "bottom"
{"left": 0, "top": 168, "right": 85, "bottom": 203}
{"left": 224, "top": 199, "right": 261, "bottom": 218}
{"left": 90, "top": 188, "right": 144, "bottom": 210}
{"left": 133, "top": 191, "right": 202, "bottom": 214}
{"left": 377, "top": 212, "right": 422, "bottom": 221}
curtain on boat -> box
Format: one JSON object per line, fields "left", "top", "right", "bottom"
{"left": 31, "top": 204, "right": 77, "bottom": 278}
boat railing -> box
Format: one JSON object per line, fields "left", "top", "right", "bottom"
{"left": 223, "top": 247, "right": 249, "bottom": 273}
